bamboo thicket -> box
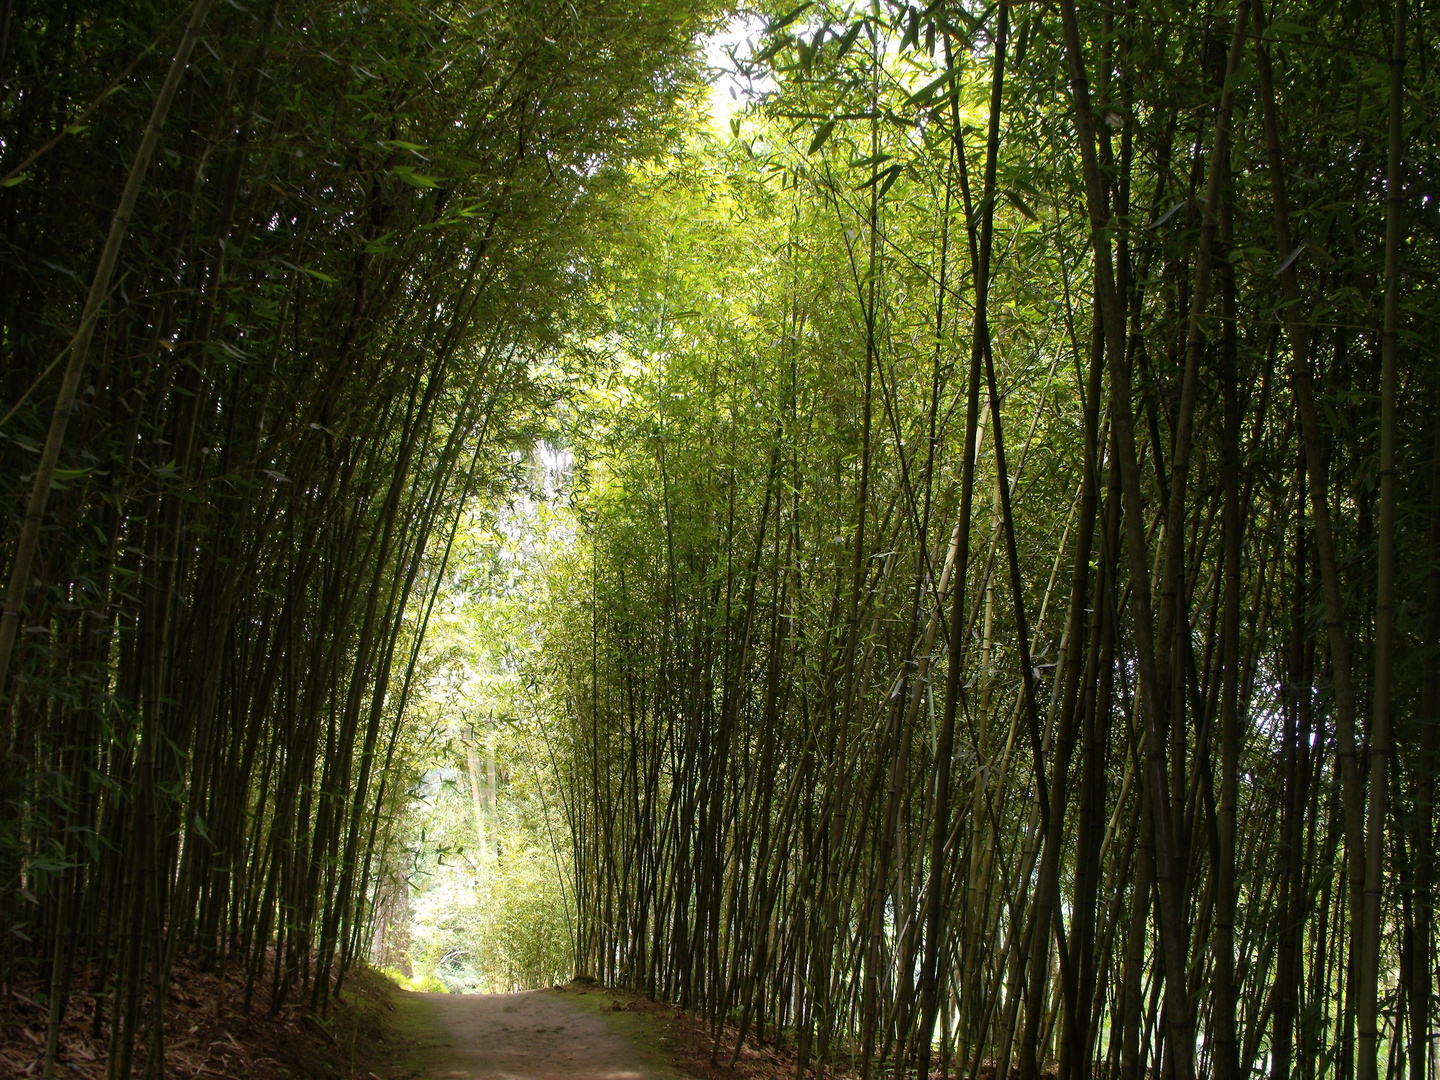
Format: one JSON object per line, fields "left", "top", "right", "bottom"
{"left": 544, "top": 3, "right": 1440, "bottom": 1078}
{"left": 0, "top": 1, "right": 712, "bottom": 1075}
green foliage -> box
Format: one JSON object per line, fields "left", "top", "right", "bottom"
{"left": 0, "top": 0, "right": 717, "bottom": 1067}
{"left": 368, "top": 467, "right": 576, "bottom": 994}
{"left": 533, "top": 1, "right": 1440, "bottom": 1077}
{"left": 4, "top": 1, "right": 1440, "bottom": 1079}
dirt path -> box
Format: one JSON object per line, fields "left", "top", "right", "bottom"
{"left": 386, "top": 988, "right": 679, "bottom": 1080}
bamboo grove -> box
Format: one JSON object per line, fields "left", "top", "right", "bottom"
{"left": 0, "top": 0, "right": 714, "bottom": 1076}
{"left": 545, "top": 1, "right": 1440, "bottom": 1078}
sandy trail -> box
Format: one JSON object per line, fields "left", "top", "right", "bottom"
{"left": 393, "top": 989, "right": 672, "bottom": 1080}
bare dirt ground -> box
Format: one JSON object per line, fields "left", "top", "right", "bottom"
{"left": 386, "top": 987, "right": 678, "bottom": 1080}
{"left": 3, "top": 969, "right": 825, "bottom": 1080}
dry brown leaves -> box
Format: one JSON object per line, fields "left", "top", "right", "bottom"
{"left": 0, "top": 951, "right": 398, "bottom": 1080}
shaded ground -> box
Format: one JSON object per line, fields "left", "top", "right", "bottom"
{"left": 0, "top": 957, "right": 399, "bottom": 1079}
{"left": 2, "top": 965, "right": 810, "bottom": 1080}
{"left": 383, "top": 987, "right": 680, "bottom": 1080}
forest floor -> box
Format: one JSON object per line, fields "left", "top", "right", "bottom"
{"left": 4, "top": 967, "right": 811, "bottom": 1080}
{"left": 377, "top": 982, "right": 801, "bottom": 1080}
{"left": 377, "top": 987, "right": 1029, "bottom": 1080}
{"left": 1, "top": 955, "right": 401, "bottom": 1079}
{"left": 380, "top": 985, "right": 669, "bottom": 1080}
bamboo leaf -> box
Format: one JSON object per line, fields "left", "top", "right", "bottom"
{"left": 1004, "top": 188, "right": 1039, "bottom": 220}
{"left": 808, "top": 119, "right": 837, "bottom": 155}
{"left": 876, "top": 163, "right": 903, "bottom": 199}
{"left": 392, "top": 164, "right": 441, "bottom": 188}
{"left": 1274, "top": 243, "right": 1306, "bottom": 276}
{"left": 753, "top": 34, "right": 791, "bottom": 63}
{"left": 857, "top": 163, "right": 903, "bottom": 192}
{"left": 833, "top": 20, "right": 864, "bottom": 61}
{"left": 1148, "top": 201, "right": 1186, "bottom": 229}
{"left": 906, "top": 66, "right": 959, "bottom": 107}
{"left": 769, "top": 2, "right": 812, "bottom": 31}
